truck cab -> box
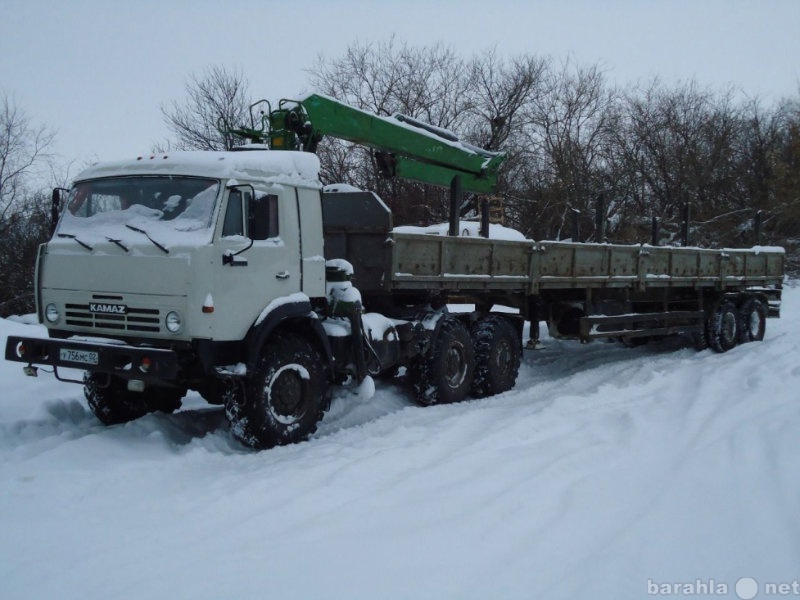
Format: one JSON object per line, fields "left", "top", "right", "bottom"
{"left": 42, "top": 150, "right": 325, "bottom": 345}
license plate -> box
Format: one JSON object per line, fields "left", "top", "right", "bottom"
{"left": 59, "top": 348, "right": 99, "bottom": 366}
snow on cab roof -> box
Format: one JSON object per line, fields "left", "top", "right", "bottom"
{"left": 75, "top": 150, "right": 321, "bottom": 187}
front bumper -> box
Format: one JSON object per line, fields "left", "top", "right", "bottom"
{"left": 5, "top": 335, "right": 179, "bottom": 383}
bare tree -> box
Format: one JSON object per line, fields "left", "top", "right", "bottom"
{"left": 466, "top": 49, "right": 548, "bottom": 151}
{"left": 0, "top": 189, "right": 51, "bottom": 316}
{"left": 0, "top": 93, "right": 58, "bottom": 315}
{"left": 161, "top": 66, "right": 251, "bottom": 151}
{"left": 309, "top": 40, "right": 800, "bottom": 257}
{"left": 768, "top": 97, "right": 800, "bottom": 258}
{"left": 608, "top": 80, "right": 746, "bottom": 245}
{"left": 0, "top": 92, "right": 55, "bottom": 220}
{"left": 520, "top": 60, "right": 617, "bottom": 240}
{"left": 309, "top": 41, "right": 553, "bottom": 226}
{"left": 310, "top": 39, "right": 476, "bottom": 224}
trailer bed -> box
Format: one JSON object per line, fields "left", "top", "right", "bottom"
{"left": 385, "top": 234, "right": 784, "bottom": 294}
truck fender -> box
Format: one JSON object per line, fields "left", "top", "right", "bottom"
{"left": 418, "top": 311, "right": 469, "bottom": 358}
{"left": 245, "top": 300, "right": 334, "bottom": 377}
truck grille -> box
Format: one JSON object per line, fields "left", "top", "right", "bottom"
{"left": 64, "top": 304, "right": 161, "bottom": 333}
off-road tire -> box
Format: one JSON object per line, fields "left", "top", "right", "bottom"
{"left": 471, "top": 316, "right": 521, "bottom": 398}
{"left": 707, "top": 300, "right": 740, "bottom": 353}
{"left": 410, "top": 317, "right": 474, "bottom": 406}
{"left": 225, "top": 334, "right": 330, "bottom": 450}
{"left": 84, "top": 373, "right": 150, "bottom": 425}
{"left": 738, "top": 297, "right": 767, "bottom": 343}
{"left": 196, "top": 378, "right": 240, "bottom": 406}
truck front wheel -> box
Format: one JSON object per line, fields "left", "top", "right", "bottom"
{"left": 85, "top": 373, "right": 150, "bottom": 425}
{"left": 225, "top": 334, "right": 330, "bottom": 450}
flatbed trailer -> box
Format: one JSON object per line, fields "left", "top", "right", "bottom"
{"left": 322, "top": 189, "right": 782, "bottom": 346}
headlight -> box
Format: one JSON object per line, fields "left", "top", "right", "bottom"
{"left": 45, "top": 303, "right": 60, "bottom": 323}
{"left": 165, "top": 311, "right": 182, "bottom": 333}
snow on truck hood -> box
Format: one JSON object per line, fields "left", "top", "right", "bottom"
{"left": 76, "top": 150, "right": 322, "bottom": 187}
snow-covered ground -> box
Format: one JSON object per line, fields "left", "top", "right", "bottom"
{"left": 1, "top": 286, "right": 799, "bottom": 600}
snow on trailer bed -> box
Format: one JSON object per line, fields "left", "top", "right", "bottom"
{"left": 1, "top": 285, "right": 799, "bottom": 599}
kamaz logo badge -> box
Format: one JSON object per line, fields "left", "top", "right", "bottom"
{"left": 89, "top": 303, "right": 127, "bottom": 315}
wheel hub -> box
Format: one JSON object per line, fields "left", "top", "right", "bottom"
{"left": 269, "top": 371, "right": 305, "bottom": 418}
{"left": 445, "top": 345, "right": 467, "bottom": 388}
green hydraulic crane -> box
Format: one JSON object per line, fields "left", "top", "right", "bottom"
{"left": 224, "top": 94, "right": 505, "bottom": 195}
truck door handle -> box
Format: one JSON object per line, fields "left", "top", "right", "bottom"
{"left": 275, "top": 271, "right": 290, "bottom": 280}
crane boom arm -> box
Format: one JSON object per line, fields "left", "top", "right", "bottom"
{"left": 228, "top": 94, "right": 505, "bottom": 194}
{"left": 299, "top": 94, "right": 503, "bottom": 193}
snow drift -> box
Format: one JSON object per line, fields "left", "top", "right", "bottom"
{"left": 1, "top": 286, "right": 798, "bottom": 599}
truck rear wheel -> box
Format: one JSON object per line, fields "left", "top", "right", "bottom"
{"left": 410, "top": 317, "right": 474, "bottom": 406}
{"left": 85, "top": 373, "right": 149, "bottom": 425}
{"left": 707, "top": 300, "right": 740, "bottom": 353}
{"left": 225, "top": 334, "right": 330, "bottom": 450}
{"left": 738, "top": 297, "right": 767, "bottom": 343}
{"left": 471, "top": 316, "right": 521, "bottom": 398}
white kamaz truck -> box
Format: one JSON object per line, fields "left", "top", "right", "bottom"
{"left": 5, "top": 95, "right": 784, "bottom": 449}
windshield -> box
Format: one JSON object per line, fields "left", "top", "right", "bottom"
{"left": 57, "top": 176, "right": 220, "bottom": 242}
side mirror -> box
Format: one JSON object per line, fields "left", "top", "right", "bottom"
{"left": 221, "top": 184, "right": 255, "bottom": 266}
{"left": 50, "top": 187, "right": 69, "bottom": 234}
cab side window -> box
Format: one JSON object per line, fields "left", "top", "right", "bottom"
{"left": 221, "top": 189, "right": 245, "bottom": 237}
{"left": 249, "top": 194, "right": 279, "bottom": 240}
{"left": 222, "top": 190, "right": 279, "bottom": 240}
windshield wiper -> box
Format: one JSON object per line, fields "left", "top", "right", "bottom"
{"left": 106, "top": 237, "right": 130, "bottom": 253}
{"left": 57, "top": 232, "right": 94, "bottom": 252}
{"left": 125, "top": 224, "right": 169, "bottom": 254}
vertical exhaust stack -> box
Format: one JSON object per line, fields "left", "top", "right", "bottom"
{"left": 480, "top": 198, "right": 490, "bottom": 238}
{"left": 449, "top": 175, "right": 462, "bottom": 237}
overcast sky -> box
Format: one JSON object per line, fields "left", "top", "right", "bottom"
{"left": 2, "top": 0, "right": 799, "bottom": 178}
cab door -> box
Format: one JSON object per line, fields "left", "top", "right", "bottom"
{"left": 215, "top": 185, "right": 301, "bottom": 340}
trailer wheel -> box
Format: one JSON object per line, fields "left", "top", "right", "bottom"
{"left": 411, "top": 317, "right": 474, "bottom": 406}
{"left": 738, "top": 297, "right": 767, "bottom": 343}
{"left": 225, "top": 334, "right": 330, "bottom": 450}
{"left": 84, "top": 373, "right": 150, "bottom": 425}
{"left": 707, "top": 300, "right": 740, "bottom": 353}
{"left": 471, "top": 316, "right": 521, "bottom": 398}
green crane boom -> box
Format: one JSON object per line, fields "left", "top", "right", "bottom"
{"left": 226, "top": 94, "right": 505, "bottom": 195}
